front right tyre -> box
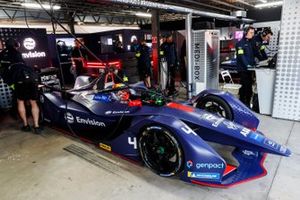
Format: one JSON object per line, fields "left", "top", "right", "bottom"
{"left": 139, "top": 125, "right": 183, "bottom": 177}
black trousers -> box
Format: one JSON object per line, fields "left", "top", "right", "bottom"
{"left": 239, "top": 71, "right": 253, "bottom": 107}
{"left": 167, "top": 65, "right": 176, "bottom": 93}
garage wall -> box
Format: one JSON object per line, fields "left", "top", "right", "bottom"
{"left": 272, "top": 0, "right": 300, "bottom": 121}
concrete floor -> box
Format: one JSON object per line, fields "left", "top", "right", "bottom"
{"left": 0, "top": 113, "right": 299, "bottom": 200}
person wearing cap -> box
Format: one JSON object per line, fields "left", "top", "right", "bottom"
{"left": 135, "top": 39, "right": 152, "bottom": 88}
{"left": 235, "top": 26, "right": 256, "bottom": 107}
{"left": 0, "top": 38, "right": 41, "bottom": 134}
{"left": 160, "top": 34, "right": 179, "bottom": 96}
{"left": 251, "top": 28, "right": 273, "bottom": 112}
{"left": 252, "top": 27, "right": 273, "bottom": 61}
{"left": 0, "top": 38, "right": 24, "bottom": 117}
{"left": 0, "top": 38, "right": 24, "bottom": 78}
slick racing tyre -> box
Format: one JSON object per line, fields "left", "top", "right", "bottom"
{"left": 139, "top": 126, "right": 183, "bottom": 177}
{"left": 196, "top": 95, "right": 233, "bottom": 120}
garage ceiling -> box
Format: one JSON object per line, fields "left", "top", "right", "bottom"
{"left": 0, "top": 0, "right": 282, "bottom": 25}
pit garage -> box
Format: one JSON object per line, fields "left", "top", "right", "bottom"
{"left": 0, "top": 1, "right": 299, "bottom": 200}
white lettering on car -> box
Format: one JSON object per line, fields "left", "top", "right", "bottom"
{"left": 196, "top": 162, "right": 224, "bottom": 169}
{"left": 212, "top": 118, "right": 225, "bottom": 127}
{"left": 181, "top": 125, "right": 197, "bottom": 136}
{"left": 223, "top": 121, "right": 238, "bottom": 130}
{"left": 240, "top": 128, "right": 251, "bottom": 137}
{"left": 75, "top": 116, "right": 106, "bottom": 127}
{"left": 128, "top": 137, "right": 137, "bottom": 149}
{"left": 202, "top": 114, "right": 218, "bottom": 121}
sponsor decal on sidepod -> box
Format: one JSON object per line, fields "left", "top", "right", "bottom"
{"left": 186, "top": 161, "right": 224, "bottom": 170}
{"left": 186, "top": 160, "right": 193, "bottom": 169}
{"left": 196, "top": 162, "right": 224, "bottom": 169}
{"left": 65, "top": 112, "right": 106, "bottom": 127}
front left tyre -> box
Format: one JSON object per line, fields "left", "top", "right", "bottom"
{"left": 139, "top": 125, "right": 183, "bottom": 177}
{"left": 196, "top": 95, "right": 233, "bottom": 120}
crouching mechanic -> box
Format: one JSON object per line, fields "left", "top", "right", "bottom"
{"left": 235, "top": 26, "right": 256, "bottom": 108}
{"left": 10, "top": 63, "right": 42, "bottom": 134}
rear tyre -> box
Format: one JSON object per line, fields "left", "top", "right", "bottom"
{"left": 139, "top": 126, "right": 183, "bottom": 177}
{"left": 196, "top": 95, "right": 233, "bottom": 120}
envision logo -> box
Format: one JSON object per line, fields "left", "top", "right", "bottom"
{"left": 23, "top": 38, "right": 36, "bottom": 50}
{"left": 22, "top": 37, "right": 46, "bottom": 59}
{"left": 65, "top": 113, "right": 106, "bottom": 127}
{"left": 22, "top": 51, "right": 46, "bottom": 58}
{"left": 65, "top": 112, "right": 74, "bottom": 124}
{"left": 76, "top": 117, "right": 106, "bottom": 127}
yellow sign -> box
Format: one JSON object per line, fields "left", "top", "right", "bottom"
{"left": 99, "top": 143, "right": 112, "bottom": 152}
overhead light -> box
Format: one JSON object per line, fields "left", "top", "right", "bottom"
{"left": 255, "top": 1, "right": 283, "bottom": 8}
{"left": 258, "top": 0, "right": 267, "bottom": 3}
{"left": 21, "top": 2, "right": 61, "bottom": 10}
{"left": 135, "top": 12, "right": 152, "bottom": 18}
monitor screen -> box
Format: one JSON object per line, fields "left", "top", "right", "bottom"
{"left": 234, "top": 31, "right": 244, "bottom": 41}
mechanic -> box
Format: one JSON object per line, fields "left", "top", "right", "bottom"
{"left": 0, "top": 38, "right": 24, "bottom": 83}
{"left": 252, "top": 27, "right": 273, "bottom": 61}
{"left": 0, "top": 38, "right": 25, "bottom": 120}
{"left": 130, "top": 38, "right": 139, "bottom": 52}
{"left": 235, "top": 26, "right": 256, "bottom": 108}
{"left": 11, "top": 63, "right": 41, "bottom": 134}
{"left": 135, "top": 38, "right": 152, "bottom": 88}
{"left": 71, "top": 38, "right": 88, "bottom": 78}
{"left": 160, "top": 34, "right": 179, "bottom": 96}
{"left": 251, "top": 28, "right": 273, "bottom": 113}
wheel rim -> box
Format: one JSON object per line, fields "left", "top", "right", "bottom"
{"left": 139, "top": 126, "right": 183, "bottom": 176}
{"left": 202, "top": 101, "right": 226, "bottom": 118}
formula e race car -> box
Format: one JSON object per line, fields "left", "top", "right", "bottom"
{"left": 39, "top": 74, "right": 291, "bottom": 188}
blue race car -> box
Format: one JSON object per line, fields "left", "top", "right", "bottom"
{"left": 39, "top": 75, "right": 291, "bottom": 188}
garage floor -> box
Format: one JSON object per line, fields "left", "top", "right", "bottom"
{"left": 0, "top": 113, "right": 299, "bottom": 200}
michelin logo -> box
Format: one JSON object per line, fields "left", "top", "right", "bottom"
{"left": 187, "top": 172, "right": 220, "bottom": 180}
{"left": 242, "top": 150, "right": 258, "bottom": 157}
{"left": 65, "top": 112, "right": 105, "bottom": 127}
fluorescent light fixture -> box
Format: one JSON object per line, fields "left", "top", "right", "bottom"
{"left": 258, "top": 0, "right": 267, "bottom": 3}
{"left": 135, "top": 12, "right": 152, "bottom": 18}
{"left": 255, "top": 1, "right": 283, "bottom": 8}
{"left": 21, "top": 2, "right": 61, "bottom": 10}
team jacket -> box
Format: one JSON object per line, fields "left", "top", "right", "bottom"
{"left": 160, "top": 42, "right": 178, "bottom": 67}
{"left": 135, "top": 44, "right": 151, "bottom": 70}
{"left": 235, "top": 37, "right": 255, "bottom": 71}
{"left": 252, "top": 34, "right": 268, "bottom": 61}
